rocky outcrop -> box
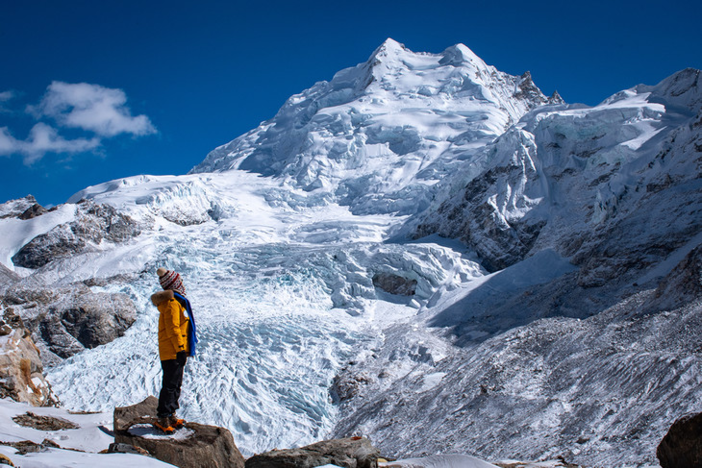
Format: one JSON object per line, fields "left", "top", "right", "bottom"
{"left": 0, "top": 195, "right": 39, "bottom": 219}
{"left": 246, "top": 437, "right": 380, "bottom": 468}
{"left": 657, "top": 412, "right": 702, "bottom": 468}
{"left": 414, "top": 160, "right": 547, "bottom": 272}
{"left": 12, "top": 411, "right": 78, "bottom": 430}
{"left": 114, "top": 396, "right": 245, "bottom": 468}
{"left": 18, "top": 203, "right": 48, "bottom": 220}
{"left": 0, "top": 308, "right": 57, "bottom": 406}
{"left": 12, "top": 200, "right": 140, "bottom": 269}
{"left": 372, "top": 273, "right": 417, "bottom": 296}
{"left": 3, "top": 285, "right": 137, "bottom": 363}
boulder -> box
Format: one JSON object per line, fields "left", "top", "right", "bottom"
{"left": 245, "top": 437, "right": 380, "bottom": 468}
{"left": 114, "top": 396, "right": 245, "bottom": 468}
{"left": 372, "top": 273, "right": 417, "bottom": 296}
{"left": 657, "top": 412, "right": 702, "bottom": 467}
{"left": 107, "top": 442, "right": 152, "bottom": 456}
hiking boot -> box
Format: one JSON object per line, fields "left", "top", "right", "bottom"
{"left": 153, "top": 417, "right": 175, "bottom": 434}
{"left": 169, "top": 415, "right": 185, "bottom": 429}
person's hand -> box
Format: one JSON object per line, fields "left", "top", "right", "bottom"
{"left": 176, "top": 351, "right": 187, "bottom": 365}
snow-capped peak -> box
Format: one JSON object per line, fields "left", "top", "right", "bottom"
{"left": 191, "top": 40, "right": 550, "bottom": 216}
{"left": 641, "top": 67, "right": 702, "bottom": 112}
{"left": 367, "top": 38, "right": 408, "bottom": 65}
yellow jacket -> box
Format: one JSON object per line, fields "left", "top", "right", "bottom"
{"left": 151, "top": 290, "right": 190, "bottom": 361}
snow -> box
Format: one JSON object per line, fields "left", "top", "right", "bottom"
{"left": 383, "top": 455, "right": 500, "bottom": 468}
{"left": 0, "top": 398, "right": 175, "bottom": 467}
{"left": 0, "top": 40, "right": 700, "bottom": 467}
{"left": 0, "top": 203, "right": 76, "bottom": 270}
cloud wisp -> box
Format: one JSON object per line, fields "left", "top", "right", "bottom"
{"left": 29, "top": 82, "right": 156, "bottom": 137}
{"left": 0, "top": 91, "right": 16, "bottom": 113}
{"left": 1, "top": 82, "right": 155, "bottom": 164}
{"left": 0, "top": 124, "right": 101, "bottom": 164}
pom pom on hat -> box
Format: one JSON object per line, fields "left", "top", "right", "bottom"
{"left": 158, "top": 268, "right": 186, "bottom": 295}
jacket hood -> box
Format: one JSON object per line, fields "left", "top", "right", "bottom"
{"left": 151, "top": 290, "right": 174, "bottom": 307}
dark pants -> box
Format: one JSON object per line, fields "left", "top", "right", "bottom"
{"left": 157, "top": 358, "right": 186, "bottom": 417}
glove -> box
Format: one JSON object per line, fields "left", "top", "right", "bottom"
{"left": 176, "top": 351, "right": 187, "bottom": 365}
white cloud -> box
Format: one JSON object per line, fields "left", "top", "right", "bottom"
{"left": 0, "top": 127, "right": 17, "bottom": 154}
{"left": 30, "top": 81, "right": 156, "bottom": 137}
{"left": 1, "top": 82, "right": 155, "bottom": 164}
{"left": 0, "top": 123, "right": 100, "bottom": 164}
{"left": 0, "top": 91, "right": 16, "bottom": 112}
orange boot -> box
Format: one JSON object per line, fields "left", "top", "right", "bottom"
{"left": 170, "top": 415, "right": 185, "bottom": 429}
{"left": 152, "top": 417, "right": 175, "bottom": 434}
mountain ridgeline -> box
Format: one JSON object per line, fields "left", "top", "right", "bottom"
{"left": 1, "top": 39, "right": 701, "bottom": 466}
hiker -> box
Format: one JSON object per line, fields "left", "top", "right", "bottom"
{"left": 150, "top": 268, "right": 198, "bottom": 433}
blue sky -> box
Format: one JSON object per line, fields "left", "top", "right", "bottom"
{"left": 1, "top": 0, "right": 700, "bottom": 206}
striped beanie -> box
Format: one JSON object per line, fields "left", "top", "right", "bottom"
{"left": 157, "top": 268, "right": 186, "bottom": 295}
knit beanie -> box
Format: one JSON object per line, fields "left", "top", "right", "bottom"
{"left": 157, "top": 268, "right": 186, "bottom": 295}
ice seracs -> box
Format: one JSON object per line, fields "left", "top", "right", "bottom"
{"left": 191, "top": 39, "right": 552, "bottom": 216}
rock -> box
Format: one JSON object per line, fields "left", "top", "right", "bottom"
{"left": 12, "top": 224, "right": 85, "bottom": 269}
{"left": 331, "top": 372, "right": 373, "bottom": 403}
{"left": 245, "top": 437, "right": 380, "bottom": 468}
{"left": 657, "top": 412, "right": 702, "bottom": 467}
{"left": 12, "top": 200, "right": 140, "bottom": 269}
{"left": 0, "top": 195, "right": 38, "bottom": 220}
{"left": 1, "top": 438, "right": 63, "bottom": 455}
{"left": 372, "top": 273, "right": 417, "bottom": 296}
{"left": 4, "top": 285, "right": 137, "bottom": 362}
{"left": 11, "top": 411, "right": 78, "bottom": 430}
{"left": 0, "top": 453, "right": 14, "bottom": 466}
{"left": 18, "top": 203, "right": 48, "bottom": 220}
{"left": 107, "top": 442, "right": 152, "bottom": 456}
{"left": 0, "top": 309, "right": 57, "bottom": 407}
{"left": 53, "top": 291, "right": 137, "bottom": 349}
{"left": 114, "top": 396, "right": 245, "bottom": 468}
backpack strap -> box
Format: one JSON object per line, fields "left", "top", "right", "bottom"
{"left": 173, "top": 292, "right": 198, "bottom": 357}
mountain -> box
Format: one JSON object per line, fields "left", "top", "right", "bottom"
{"left": 191, "top": 38, "right": 559, "bottom": 216}
{"left": 0, "top": 40, "right": 701, "bottom": 467}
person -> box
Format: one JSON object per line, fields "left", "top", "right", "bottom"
{"left": 150, "top": 267, "right": 198, "bottom": 433}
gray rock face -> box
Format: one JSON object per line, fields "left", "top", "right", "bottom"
{"left": 12, "top": 224, "right": 86, "bottom": 269}
{"left": 413, "top": 136, "right": 548, "bottom": 273}
{"left": 3, "top": 285, "right": 137, "bottom": 362}
{"left": 19, "top": 203, "right": 49, "bottom": 220}
{"left": 12, "top": 200, "right": 141, "bottom": 269}
{"left": 245, "top": 437, "right": 379, "bottom": 468}
{"left": 657, "top": 412, "right": 702, "bottom": 468}
{"left": 114, "top": 396, "right": 246, "bottom": 468}
{"left": 372, "top": 273, "right": 417, "bottom": 296}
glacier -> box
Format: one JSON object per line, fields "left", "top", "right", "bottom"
{"left": 0, "top": 39, "right": 700, "bottom": 467}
